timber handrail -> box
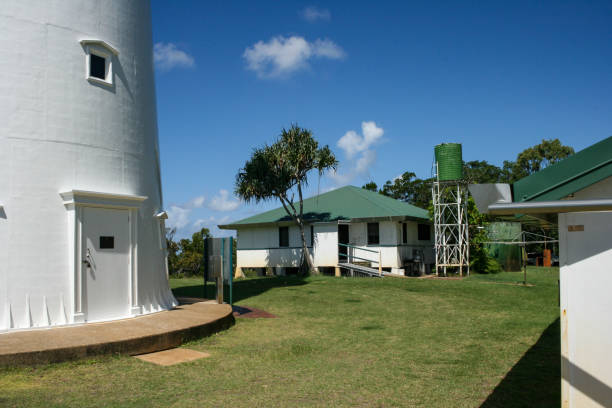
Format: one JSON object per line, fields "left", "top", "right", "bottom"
{"left": 337, "top": 243, "right": 378, "bottom": 253}
{"left": 338, "top": 243, "right": 382, "bottom": 276}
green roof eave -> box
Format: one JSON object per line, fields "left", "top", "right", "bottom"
{"left": 513, "top": 136, "right": 612, "bottom": 202}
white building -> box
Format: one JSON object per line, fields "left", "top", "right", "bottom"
{"left": 0, "top": 1, "right": 177, "bottom": 332}
{"left": 471, "top": 135, "right": 612, "bottom": 407}
{"left": 219, "top": 186, "right": 434, "bottom": 276}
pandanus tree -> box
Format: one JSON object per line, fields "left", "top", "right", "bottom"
{"left": 235, "top": 125, "right": 338, "bottom": 275}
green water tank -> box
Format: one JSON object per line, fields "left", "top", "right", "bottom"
{"left": 434, "top": 143, "right": 463, "bottom": 181}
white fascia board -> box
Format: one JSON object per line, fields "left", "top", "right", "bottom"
{"left": 79, "top": 39, "right": 119, "bottom": 55}
{"left": 60, "top": 190, "right": 147, "bottom": 209}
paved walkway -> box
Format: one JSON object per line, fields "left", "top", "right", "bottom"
{"left": 0, "top": 300, "right": 234, "bottom": 366}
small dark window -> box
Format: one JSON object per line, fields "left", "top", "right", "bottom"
{"left": 310, "top": 225, "right": 314, "bottom": 247}
{"left": 90, "top": 54, "right": 106, "bottom": 79}
{"left": 418, "top": 224, "right": 431, "bottom": 241}
{"left": 402, "top": 223, "right": 407, "bottom": 244}
{"left": 279, "top": 226, "right": 289, "bottom": 247}
{"left": 100, "top": 236, "right": 114, "bottom": 249}
{"left": 367, "top": 222, "right": 379, "bottom": 245}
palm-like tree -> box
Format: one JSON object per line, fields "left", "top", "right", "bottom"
{"left": 235, "top": 125, "right": 338, "bottom": 274}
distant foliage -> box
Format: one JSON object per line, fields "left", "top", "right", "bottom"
{"left": 166, "top": 227, "right": 211, "bottom": 275}
{"left": 502, "top": 139, "right": 574, "bottom": 183}
{"left": 361, "top": 181, "right": 379, "bottom": 192}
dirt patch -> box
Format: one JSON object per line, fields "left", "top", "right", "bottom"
{"left": 232, "top": 306, "right": 277, "bottom": 318}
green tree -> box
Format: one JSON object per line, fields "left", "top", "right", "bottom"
{"left": 504, "top": 139, "right": 574, "bottom": 182}
{"left": 380, "top": 172, "right": 432, "bottom": 209}
{"left": 235, "top": 124, "right": 338, "bottom": 275}
{"left": 166, "top": 228, "right": 180, "bottom": 273}
{"left": 463, "top": 160, "right": 504, "bottom": 184}
{"left": 467, "top": 197, "right": 501, "bottom": 273}
{"left": 167, "top": 227, "right": 211, "bottom": 274}
{"left": 362, "top": 181, "right": 379, "bottom": 192}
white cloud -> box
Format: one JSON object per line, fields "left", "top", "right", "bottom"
{"left": 193, "top": 215, "right": 231, "bottom": 229}
{"left": 355, "top": 150, "right": 377, "bottom": 174}
{"left": 207, "top": 189, "right": 241, "bottom": 212}
{"left": 166, "top": 205, "right": 192, "bottom": 230}
{"left": 193, "top": 215, "right": 234, "bottom": 238}
{"left": 243, "top": 36, "right": 345, "bottom": 78}
{"left": 301, "top": 6, "right": 331, "bottom": 22}
{"left": 154, "top": 42, "right": 195, "bottom": 71}
{"left": 186, "top": 195, "right": 205, "bottom": 209}
{"left": 337, "top": 121, "right": 384, "bottom": 158}
{"left": 330, "top": 122, "right": 384, "bottom": 186}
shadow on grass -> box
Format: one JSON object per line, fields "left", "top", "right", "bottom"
{"left": 171, "top": 276, "right": 309, "bottom": 303}
{"left": 481, "top": 318, "right": 560, "bottom": 407}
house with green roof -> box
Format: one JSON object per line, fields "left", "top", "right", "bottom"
{"left": 219, "top": 185, "right": 433, "bottom": 276}
{"left": 471, "top": 135, "right": 612, "bottom": 407}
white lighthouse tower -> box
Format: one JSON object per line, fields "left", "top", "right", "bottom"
{"left": 0, "top": 1, "right": 177, "bottom": 331}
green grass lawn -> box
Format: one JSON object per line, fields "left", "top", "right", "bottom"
{"left": 0, "top": 267, "right": 560, "bottom": 407}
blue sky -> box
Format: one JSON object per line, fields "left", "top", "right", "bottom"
{"left": 151, "top": 1, "right": 612, "bottom": 238}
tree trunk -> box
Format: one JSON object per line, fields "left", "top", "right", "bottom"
{"left": 298, "top": 222, "right": 318, "bottom": 275}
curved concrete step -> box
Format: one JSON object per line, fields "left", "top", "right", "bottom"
{"left": 0, "top": 301, "right": 234, "bottom": 366}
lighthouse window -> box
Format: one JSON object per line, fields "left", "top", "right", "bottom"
{"left": 81, "top": 40, "right": 117, "bottom": 87}
{"left": 90, "top": 54, "right": 106, "bottom": 80}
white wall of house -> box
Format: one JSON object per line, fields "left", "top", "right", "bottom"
{"left": 234, "top": 220, "right": 434, "bottom": 272}
{"left": 557, "top": 176, "right": 612, "bottom": 407}
{"left": 345, "top": 221, "right": 433, "bottom": 269}
{"left": 559, "top": 210, "right": 612, "bottom": 407}
{"left": 312, "top": 223, "right": 338, "bottom": 267}
{"left": 567, "top": 176, "right": 612, "bottom": 200}
{"left": 236, "top": 225, "right": 307, "bottom": 268}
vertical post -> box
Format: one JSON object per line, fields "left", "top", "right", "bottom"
{"left": 218, "top": 238, "right": 224, "bottom": 304}
{"left": 203, "top": 236, "right": 208, "bottom": 299}
{"left": 522, "top": 236, "right": 527, "bottom": 285}
{"left": 457, "top": 184, "right": 463, "bottom": 277}
{"left": 379, "top": 249, "right": 382, "bottom": 276}
{"left": 229, "top": 237, "right": 233, "bottom": 306}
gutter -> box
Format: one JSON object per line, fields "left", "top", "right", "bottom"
{"left": 488, "top": 199, "right": 612, "bottom": 215}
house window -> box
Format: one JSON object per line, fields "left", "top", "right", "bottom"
{"left": 279, "top": 226, "right": 289, "bottom": 247}
{"left": 402, "top": 223, "right": 407, "bottom": 244}
{"left": 418, "top": 224, "right": 431, "bottom": 241}
{"left": 310, "top": 225, "right": 314, "bottom": 247}
{"left": 367, "top": 222, "right": 379, "bottom": 245}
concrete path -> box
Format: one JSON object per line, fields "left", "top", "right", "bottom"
{"left": 0, "top": 300, "right": 234, "bottom": 366}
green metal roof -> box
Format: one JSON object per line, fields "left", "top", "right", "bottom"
{"left": 513, "top": 136, "right": 612, "bottom": 202}
{"left": 219, "top": 185, "right": 430, "bottom": 229}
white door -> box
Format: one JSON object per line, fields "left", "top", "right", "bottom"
{"left": 82, "top": 207, "right": 130, "bottom": 322}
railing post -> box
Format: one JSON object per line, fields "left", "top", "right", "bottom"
{"left": 379, "top": 249, "right": 382, "bottom": 276}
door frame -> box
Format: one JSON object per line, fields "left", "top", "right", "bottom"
{"left": 338, "top": 223, "right": 349, "bottom": 263}
{"left": 61, "top": 190, "right": 147, "bottom": 324}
